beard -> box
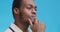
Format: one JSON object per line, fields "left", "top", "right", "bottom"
{"left": 19, "top": 12, "right": 29, "bottom": 25}
{"left": 19, "top": 12, "right": 36, "bottom": 25}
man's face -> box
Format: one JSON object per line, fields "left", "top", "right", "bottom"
{"left": 19, "top": 0, "right": 37, "bottom": 23}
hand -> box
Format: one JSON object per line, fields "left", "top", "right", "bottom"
{"left": 28, "top": 18, "right": 46, "bottom": 32}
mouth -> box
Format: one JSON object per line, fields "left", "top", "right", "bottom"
{"left": 30, "top": 15, "right": 36, "bottom": 22}
{"left": 32, "top": 15, "right": 36, "bottom": 18}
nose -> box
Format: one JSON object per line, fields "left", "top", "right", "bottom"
{"left": 31, "top": 9, "right": 36, "bottom": 15}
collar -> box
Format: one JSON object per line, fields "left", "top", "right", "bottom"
{"left": 10, "top": 23, "right": 23, "bottom": 32}
{"left": 10, "top": 23, "right": 32, "bottom": 32}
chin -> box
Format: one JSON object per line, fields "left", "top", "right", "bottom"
{"left": 31, "top": 19, "right": 35, "bottom": 23}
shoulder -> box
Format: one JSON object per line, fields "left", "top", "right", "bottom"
{"left": 5, "top": 28, "right": 12, "bottom": 32}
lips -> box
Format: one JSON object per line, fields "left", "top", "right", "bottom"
{"left": 31, "top": 15, "right": 36, "bottom": 22}
{"left": 32, "top": 15, "right": 36, "bottom": 18}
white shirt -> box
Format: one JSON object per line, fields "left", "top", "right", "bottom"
{"left": 5, "top": 23, "right": 32, "bottom": 32}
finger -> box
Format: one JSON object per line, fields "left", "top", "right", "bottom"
{"left": 34, "top": 18, "right": 38, "bottom": 24}
{"left": 28, "top": 18, "right": 33, "bottom": 27}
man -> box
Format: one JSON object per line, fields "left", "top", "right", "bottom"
{"left": 5, "top": 0, "right": 46, "bottom": 32}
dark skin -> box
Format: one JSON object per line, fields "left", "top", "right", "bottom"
{"left": 13, "top": 0, "right": 46, "bottom": 32}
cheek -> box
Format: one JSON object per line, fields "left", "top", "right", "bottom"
{"left": 23, "top": 9, "right": 32, "bottom": 18}
{"left": 20, "top": 9, "right": 31, "bottom": 21}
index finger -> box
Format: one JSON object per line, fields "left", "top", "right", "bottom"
{"left": 28, "top": 18, "right": 33, "bottom": 27}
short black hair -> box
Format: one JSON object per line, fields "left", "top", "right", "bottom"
{"left": 12, "top": 0, "right": 22, "bottom": 18}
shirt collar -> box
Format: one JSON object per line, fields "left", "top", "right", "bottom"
{"left": 10, "top": 23, "right": 32, "bottom": 32}
{"left": 10, "top": 23, "right": 23, "bottom": 32}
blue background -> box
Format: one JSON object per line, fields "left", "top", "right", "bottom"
{"left": 0, "top": 0, "right": 60, "bottom": 32}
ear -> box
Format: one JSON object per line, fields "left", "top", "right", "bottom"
{"left": 13, "top": 8, "right": 19, "bottom": 14}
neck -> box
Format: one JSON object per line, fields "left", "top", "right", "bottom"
{"left": 14, "top": 20, "right": 29, "bottom": 32}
